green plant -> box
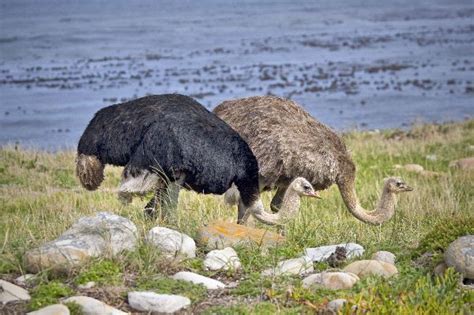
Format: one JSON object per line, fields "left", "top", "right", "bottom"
{"left": 414, "top": 216, "right": 474, "bottom": 257}
{"left": 74, "top": 259, "right": 122, "bottom": 285}
{"left": 64, "top": 301, "right": 84, "bottom": 315}
{"left": 28, "top": 281, "right": 74, "bottom": 311}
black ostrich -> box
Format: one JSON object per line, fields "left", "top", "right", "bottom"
{"left": 76, "top": 94, "right": 278, "bottom": 222}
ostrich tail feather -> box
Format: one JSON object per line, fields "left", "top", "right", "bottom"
{"left": 76, "top": 154, "right": 104, "bottom": 190}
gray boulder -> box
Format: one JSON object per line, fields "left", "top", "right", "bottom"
{"left": 25, "top": 212, "right": 138, "bottom": 273}
{"left": 444, "top": 235, "right": 474, "bottom": 279}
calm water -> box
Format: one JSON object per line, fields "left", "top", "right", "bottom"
{"left": 0, "top": 0, "right": 473, "bottom": 150}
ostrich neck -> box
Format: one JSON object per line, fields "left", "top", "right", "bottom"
{"left": 339, "top": 180, "right": 397, "bottom": 225}
{"left": 278, "top": 187, "right": 301, "bottom": 221}
{"left": 248, "top": 186, "right": 301, "bottom": 226}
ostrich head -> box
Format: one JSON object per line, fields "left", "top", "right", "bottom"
{"left": 384, "top": 177, "right": 413, "bottom": 193}
{"left": 290, "top": 177, "right": 321, "bottom": 198}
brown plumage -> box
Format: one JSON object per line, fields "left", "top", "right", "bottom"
{"left": 214, "top": 96, "right": 413, "bottom": 225}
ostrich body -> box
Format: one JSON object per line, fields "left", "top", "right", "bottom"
{"left": 213, "top": 96, "right": 413, "bottom": 225}
{"left": 76, "top": 94, "right": 315, "bottom": 225}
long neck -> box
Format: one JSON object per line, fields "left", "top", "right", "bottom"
{"left": 247, "top": 186, "right": 301, "bottom": 226}
{"left": 278, "top": 187, "right": 301, "bottom": 222}
{"left": 338, "top": 179, "right": 397, "bottom": 225}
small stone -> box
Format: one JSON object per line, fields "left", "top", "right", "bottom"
{"left": 15, "top": 274, "right": 37, "bottom": 286}
{"left": 449, "top": 157, "right": 474, "bottom": 170}
{"left": 25, "top": 212, "right": 138, "bottom": 273}
{"left": 327, "top": 299, "right": 347, "bottom": 312}
{"left": 204, "top": 247, "right": 241, "bottom": 271}
{"left": 262, "top": 256, "right": 313, "bottom": 277}
{"left": 147, "top": 227, "right": 196, "bottom": 259}
{"left": 63, "top": 296, "right": 127, "bottom": 315}
{"left": 371, "top": 251, "right": 396, "bottom": 265}
{"left": 198, "top": 221, "right": 285, "bottom": 249}
{"left": 304, "top": 243, "right": 364, "bottom": 262}
{"left": 444, "top": 235, "right": 474, "bottom": 279}
{"left": 0, "top": 279, "right": 31, "bottom": 303}
{"left": 343, "top": 260, "right": 398, "bottom": 279}
{"left": 420, "top": 170, "right": 442, "bottom": 177}
{"left": 77, "top": 281, "right": 96, "bottom": 289}
{"left": 128, "top": 291, "right": 191, "bottom": 314}
{"left": 402, "top": 164, "right": 424, "bottom": 173}
{"left": 302, "top": 272, "right": 359, "bottom": 290}
{"left": 426, "top": 154, "right": 437, "bottom": 161}
{"left": 434, "top": 262, "right": 448, "bottom": 277}
{"left": 27, "top": 304, "right": 70, "bottom": 315}
{"left": 171, "top": 271, "right": 225, "bottom": 290}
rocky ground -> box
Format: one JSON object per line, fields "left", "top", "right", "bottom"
{"left": 0, "top": 120, "right": 473, "bottom": 314}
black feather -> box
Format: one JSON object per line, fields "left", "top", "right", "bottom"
{"left": 78, "top": 94, "right": 259, "bottom": 206}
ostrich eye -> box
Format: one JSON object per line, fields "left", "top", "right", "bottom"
{"left": 396, "top": 182, "right": 402, "bottom": 187}
{"left": 303, "top": 185, "right": 311, "bottom": 190}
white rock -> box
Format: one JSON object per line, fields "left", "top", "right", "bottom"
{"left": 327, "top": 299, "right": 347, "bottom": 312}
{"left": 128, "top": 291, "right": 191, "bottom": 314}
{"left": 25, "top": 212, "right": 138, "bottom": 273}
{"left": 15, "top": 274, "right": 37, "bottom": 286}
{"left": 425, "top": 154, "right": 437, "bottom": 161}
{"left": 371, "top": 251, "right": 396, "bottom": 265}
{"left": 27, "top": 304, "right": 70, "bottom": 315}
{"left": 63, "top": 296, "right": 126, "bottom": 315}
{"left": 302, "top": 272, "right": 359, "bottom": 290}
{"left": 304, "top": 243, "right": 364, "bottom": 262}
{"left": 0, "top": 279, "right": 31, "bottom": 303}
{"left": 77, "top": 281, "right": 96, "bottom": 289}
{"left": 147, "top": 227, "right": 196, "bottom": 259}
{"left": 171, "top": 271, "right": 225, "bottom": 290}
{"left": 262, "top": 256, "right": 313, "bottom": 277}
{"left": 204, "top": 247, "right": 241, "bottom": 271}
{"left": 403, "top": 164, "right": 424, "bottom": 173}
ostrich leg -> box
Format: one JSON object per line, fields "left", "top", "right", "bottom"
{"left": 144, "top": 182, "right": 181, "bottom": 219}
{"left": 270, "top": 184, "right": 288, "bottom": 213}
{"left": 237, "top": 200, "right": 251, "bottom": 224}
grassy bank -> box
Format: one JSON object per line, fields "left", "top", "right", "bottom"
{"left": 1, "top": 120, "right": 473, "bottom": 314}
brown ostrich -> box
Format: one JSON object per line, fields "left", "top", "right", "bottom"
{"left": 213, "top": 96, "right": 413, "bottom": 225}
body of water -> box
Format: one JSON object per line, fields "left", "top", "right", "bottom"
{"left": 0, "top": 0, "right": 473, "bottom": 149}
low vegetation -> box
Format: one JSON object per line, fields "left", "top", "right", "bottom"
{"left": 1, "top": 120, "right": 473, "bottom": 313}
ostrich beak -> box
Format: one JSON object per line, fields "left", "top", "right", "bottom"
{"left": 307, "top": 191, "right": 322, "bottom": 199}
{"left": 404, "top": 185, "right": 414, "bottom": 191}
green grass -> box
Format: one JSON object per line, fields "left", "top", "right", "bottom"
{"left": 1, "top": 120, "right": 473, "bottom": 313}
{"left": 74, "top": 259, "right": 123, "bottom": 286}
